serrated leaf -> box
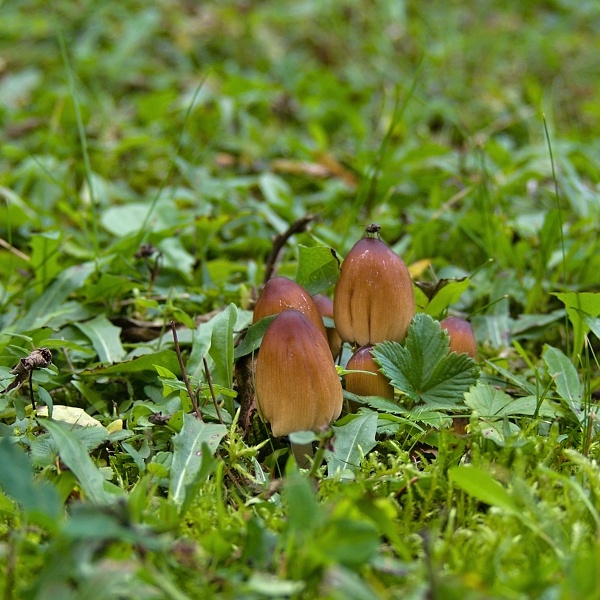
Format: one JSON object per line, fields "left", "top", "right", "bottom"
{"left": 449, "top": 466, "right": 517, "bottom": 513}
{"left": 295, "top": 245, "right": 340, "bottom": 294}
{"left": 326, "top": 411, "right": 378, "bottom": 476}
{"left": 372, "top": 313, "right": 478, "bottom": 406}
{"left": 543, "top": 345, "right": 582, "bottom": 420}
{"left": 169, "top": 414, "right": 226, "bottom": 509}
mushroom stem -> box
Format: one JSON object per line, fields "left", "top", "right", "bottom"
{"left": 291, "top": 442, "right": 314, "bottom": 469}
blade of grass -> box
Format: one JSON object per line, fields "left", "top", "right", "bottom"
{"left": 51, "top": 0, "right": 99, "bottom": 258}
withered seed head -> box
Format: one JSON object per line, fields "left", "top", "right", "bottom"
{"left": 255, "top": 310, "right": 343, "bottom": 437}
{"left": 334, "top": 237, "right": 415, "bottom": 345}
{"left": 345, "top": 345, "right": 394, "bottom": 400}
{"left": 253, "top": 276, "right": 327, "bottom": 338}
{"left": 312, "top": 293, "right": 342, "bottom": 360}
{"left": 440, "top": 316, "right": 478, "bottom": 359}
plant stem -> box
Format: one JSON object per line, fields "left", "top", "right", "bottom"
{"left": 171, "top": 321, "right": 203, "bottom": 421}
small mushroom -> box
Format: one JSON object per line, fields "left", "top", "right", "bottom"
{"left": 440, "top": 316, "right": 477, "bottom": 359}
{"left": 334, "top": 236, "right": 415, "bottom": 346}
{"left": 253, "top": 276, "right": 327, "bottom": 338}
{"left": 255, "top": 310, "right": 343, "bottom": 466}
{"left": 312, "top": 293, "right": 343, "bottom": 360}
{"left": 345, "top": 345, "right": 394, "bottom": 400}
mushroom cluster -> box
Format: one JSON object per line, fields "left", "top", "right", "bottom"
{"left": 250, "top": 227, "right": 478, "bottom": 463}
{"left": 252, "top": 277, "right": 343, "bottom": 466}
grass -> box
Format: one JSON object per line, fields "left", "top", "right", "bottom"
{"left": 1, "top": 0, "right": 600, "bottom": 598}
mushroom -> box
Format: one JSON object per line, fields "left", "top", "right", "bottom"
{"left": 255, "top": 309, "right": 343, "bottom": 466}
{"left": 345, "top": 345, "right": 394, "bottom": 401}
{"left": 440, "top": 316, "right": 477, "bottom": 359}
{"left": 253, "top": 276, "right": 327, "bottom": 339}
{"left": 334, "top": 236, "right": 415, "bottom": 346}
{"left": 312, "top": 293, "right": 343, "bottom": 360}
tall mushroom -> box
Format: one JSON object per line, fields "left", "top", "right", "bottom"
{"left": 255, "top": 309, "right": 343, "bottom": 466}
{"left": 334, "top": 235, "right": 415, "bottom": 346}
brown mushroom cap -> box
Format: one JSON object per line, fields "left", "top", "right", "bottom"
{"left": 345, "top": 345, "right": 394, "bottom": 400}
{"left": 253, "top": 276, "right": 327, "bottom": 338}
{"left": 440, "top": 316, "right": 477, "bottom": 359}
{"left": 312, "top": 293, "right": 343, "bottom": 360}
{"left": 255, "top": 310, "right": 343, "bottom": 437}
{"left": 333, "top": 237, "right": 415, "bottom": 346}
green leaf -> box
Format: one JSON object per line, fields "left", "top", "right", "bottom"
{"left": 233, "top": 315, "right": 276, "bottom": 360}
{"left": 208, "top": 303, "right": 237, "bottom": 414}
{"left": 42, "top": 419, "right": 119, "bottom": 505}
{"left": 543, "top": 345, "right": 582, "bottom": 420}
{"left": 315, "top": 519, "right": 380, "bottom": 568}
{"left": 580, "top": 313, "right": 600, "bottom": 342}
{"left": 80, "top": 349, "right": 180, "bottom": 376}
{"left": 424, "top": 277, "right": 470, "bottom": 318}
{"left": 15, "top": 260, "right": 99, "bottom": 332}
{"left": 30, "top": 231, "right": 62, "bottom": 292}
{"left": 74, "top": 314, "right": 126, "bottom": 364}
{"left": 284, "top": 472, "right": 323, "bottom": 533}
{"left": 0, "top": 438, "right": 62, "bottom": 527}
{"left": 372, "top": 313, "right": 479, "bottom": 405}
{"left": 449, "top": 465, "right": 517, "bottom": 512}
{"left": 326, "top": 411, "right": 378, "bottom": 476}
{"left": 169, "top": 413, "right": 227, "bottom": 509}
{"left": 552, "top": 292, "right": 600, "bottom": 361}
{"left": 295, "top": 244, "right": 340, "bottom": 294}
{"left": 464, "top": 382, "right": 559, "bottom": 418}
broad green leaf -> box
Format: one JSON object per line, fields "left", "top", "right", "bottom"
{"left": 80, "top": 349, "right": 180, "bottom": 376}
{"left": 30, "top": 231, "right": 62, "bottom": 292}
{"left": 0, "top": 438, "right": 62, "bottom": 527}
{"left": 553, "top": 292, "right": 600, "bottom": 361}
{"left": 233, "top": 315, "right": 276, "bottom": 360}
{"left": 484, "top": 360, "right": 537, "bottom": 395}
{"left": 581, "top": 313, "right": 600, "bottom": 341}
{"left": 315, "top": 518, "right": 380, "bottom": 568}
{"left": 372, "top": 313, "right": 479, "bottom": 405}
{"left": 464, "top": 382, "right": 559, "bottom": 418}
{"left": 543, "top": 345, "right": 582, "bottom": 420}
{"left": 169, "top": 413, "right": 226, "bottom": 508}
{"left": 83, "top": 272, "right": 139, "bottom": 303}
{"left": 74, "top": 314, "right": 126, "bottom": 363}
{"left": 15, "top": 260, "right": 99, "bottom": 332}
{"left": 326, "top": 411, "right": 378, "bottom": 476}
{"left": 449, "top": 465, "right": 517, "bottom": 512}
{"left": 424, "top": 277, "right": 470, "bottom": 318}
{"left": 284, "top": 472, "right": 323, "bottom": 533}
{"left": 42, "top": 419, "right": 118, "bottom": 505}
{"left": 295, "top": 244, "right": 340, "bottom": 294}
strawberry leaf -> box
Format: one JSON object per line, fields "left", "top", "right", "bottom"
{"left": 372, "top": 313, "right": 479, "bottom": 406}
